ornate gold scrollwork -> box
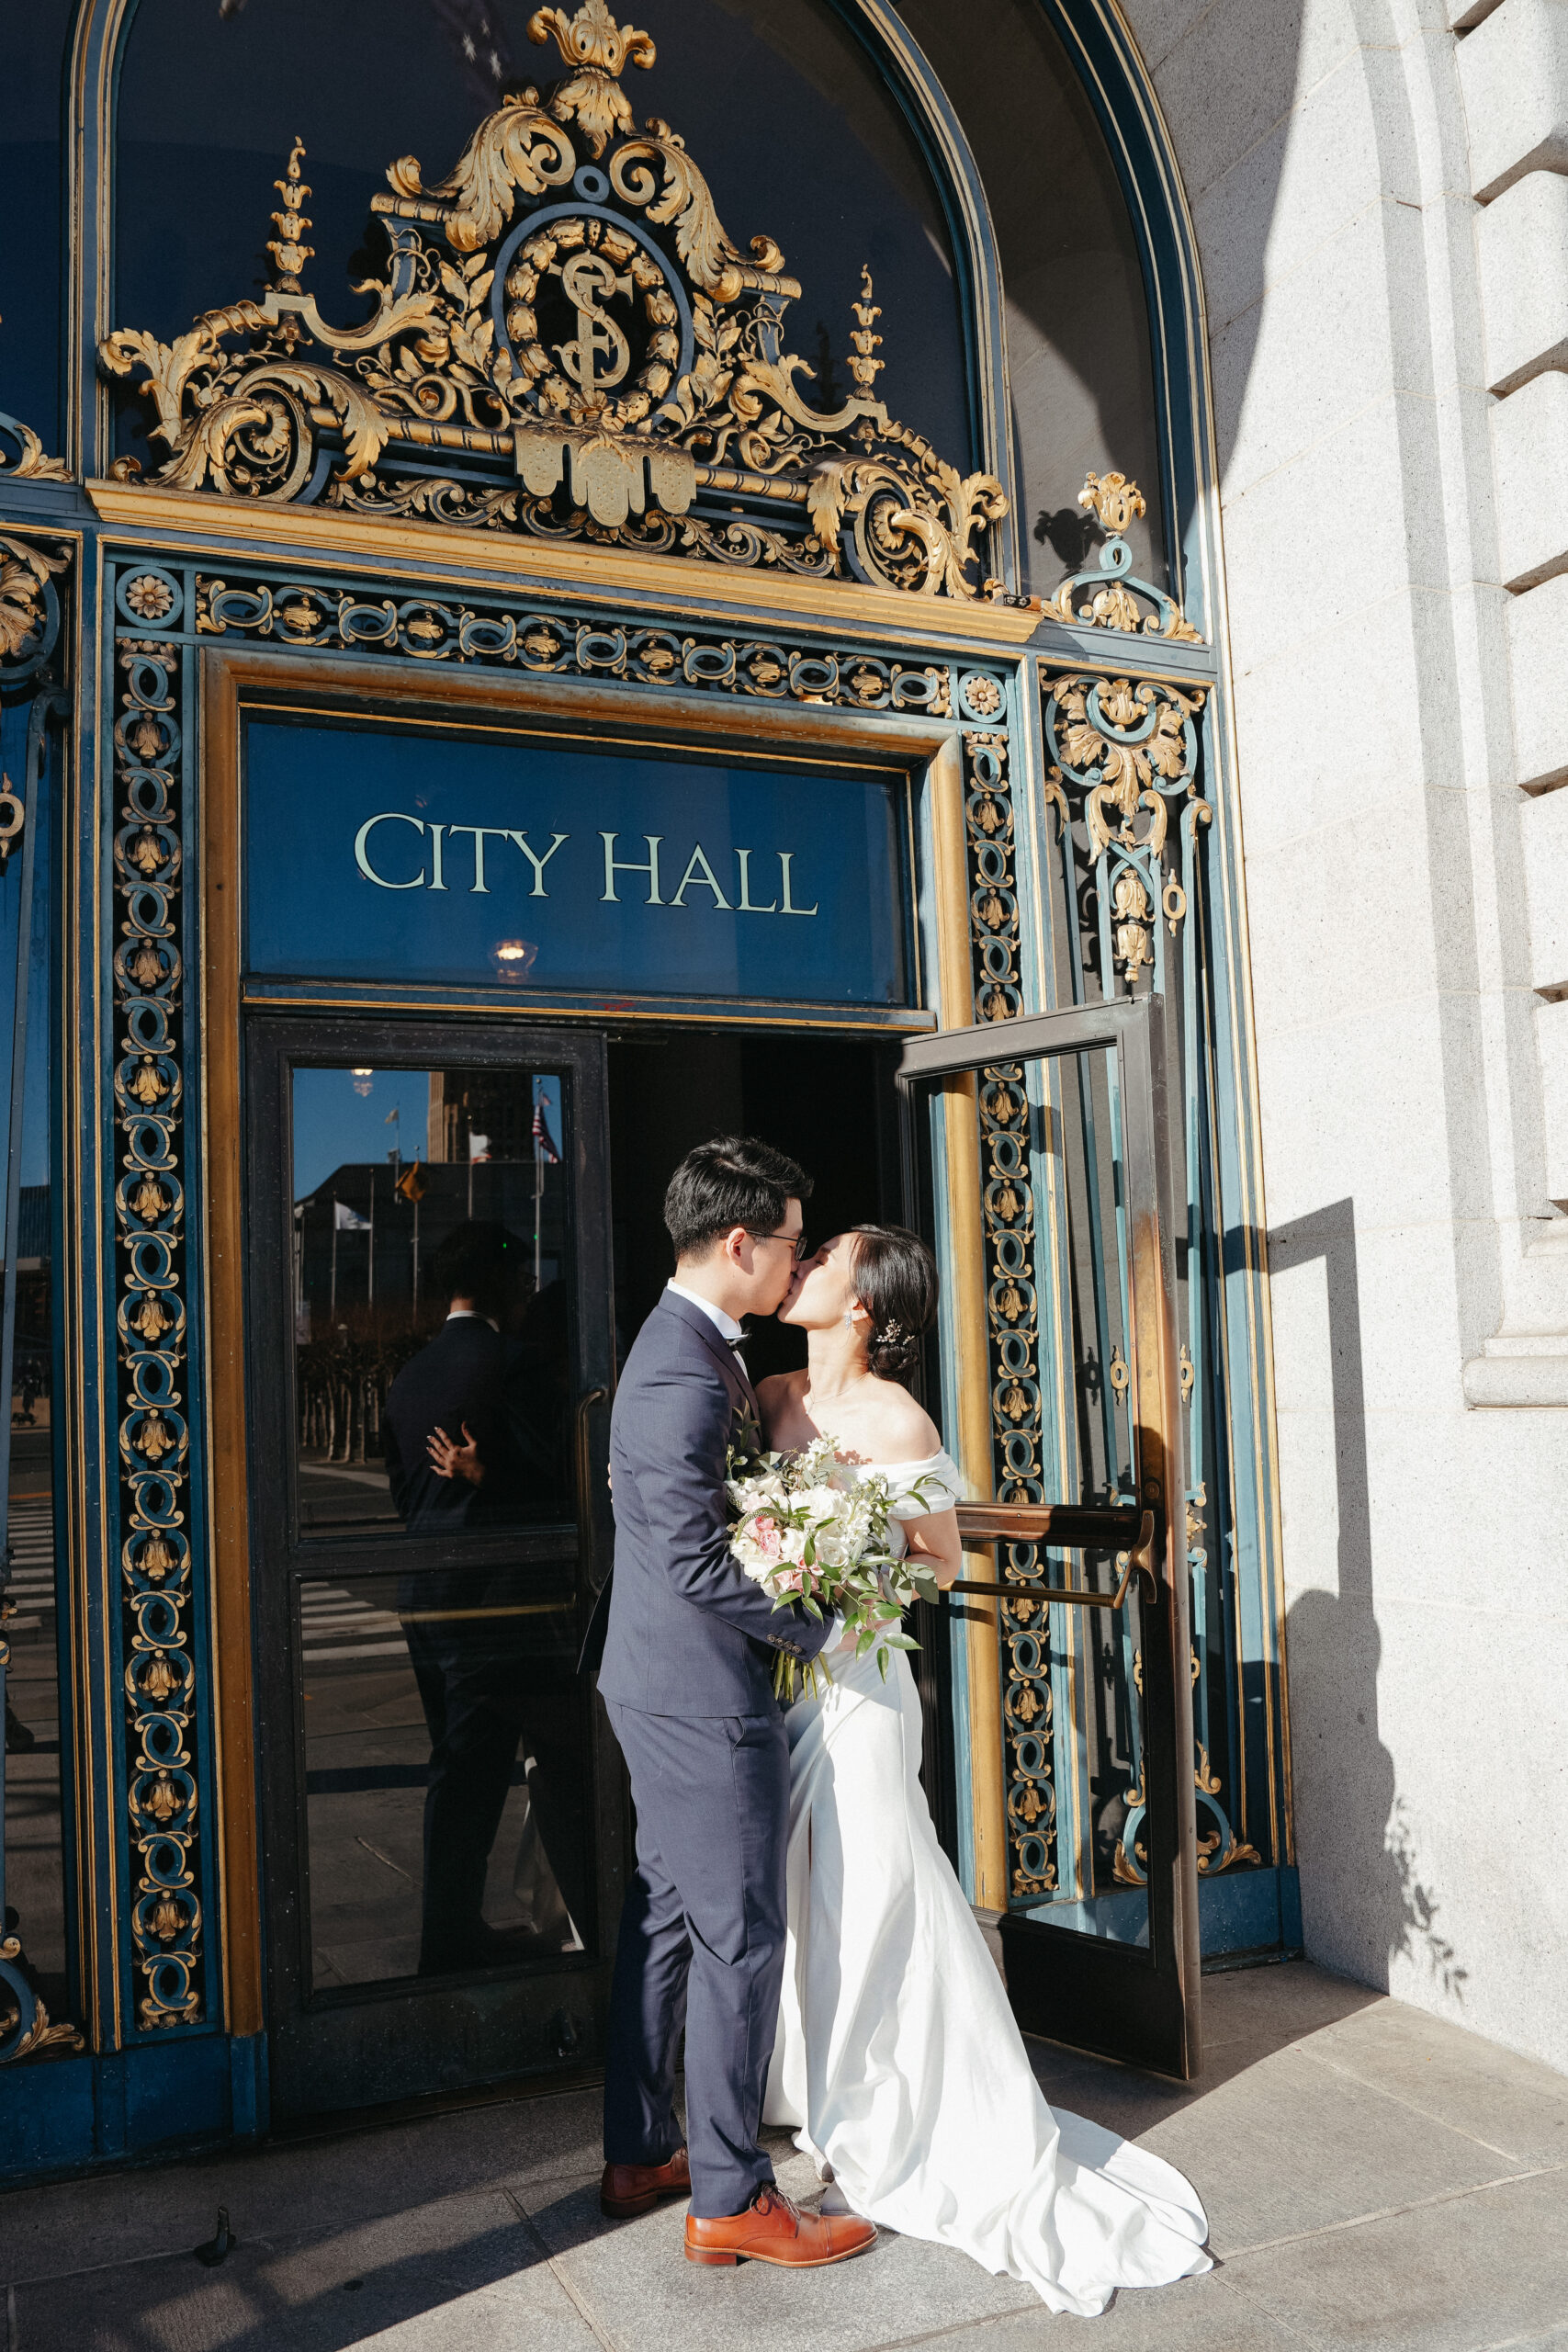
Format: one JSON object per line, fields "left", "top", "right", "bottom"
{"left": 0, "top": 1921, "right": 85, "bottom": 2063}
{"left": 98, "top": 2, "right": 1014, "bottom": 602}
{"left": 954, "top": 732, "right": 1060, "bottom": 1902}
{"left": 530, "top": 0, "right": 656, "bottom": 156}
{"left": 109, "top": 624, "right": 203, "bottom": 2030}
{"left": 1043, "top": 472, "right": 1201, "bottom": 642}
{"left": 0, "top": 537, "right": 69, "bottom": 674}
{"left": 1043, "top": 671, "right": 1209, "bottom": 992}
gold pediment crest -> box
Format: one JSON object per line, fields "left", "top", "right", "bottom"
{"left": 100, "top": 1, "right": 1012, "bottom": 604}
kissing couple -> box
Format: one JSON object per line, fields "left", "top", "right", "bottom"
{"left": 584, "top": 1136, "right": 1212, "bottom": 2316}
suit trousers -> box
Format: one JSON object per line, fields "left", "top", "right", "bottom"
{"left": 405, "top": 1621, "right": 587, "bottom": 1973}
{"left": 604, "top": 1701, "right": 789, "bottom": 2219}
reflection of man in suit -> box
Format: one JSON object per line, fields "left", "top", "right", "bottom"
{"left": 383, "top": 1222, "right": 586, "bottom": 1974}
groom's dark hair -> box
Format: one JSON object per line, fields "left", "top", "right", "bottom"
{"left": 665, "top": 1136, "right": 812, "bottom": 1262}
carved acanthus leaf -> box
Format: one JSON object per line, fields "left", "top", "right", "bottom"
{"left": 611, "top": 127, "right": 789, "bottom": 299}
{"left": 0, "top": 413, "right": 71, "bottom": 482}
{"left": 101, "top": 310, "right": 270, "bottom": 450}
{"left": 529, "top": 0, "right": 656, "bottom": 156}
{"left": 0, "top": 537, "right": 68, "bottom": 662}
{"left": 419, "top": 96, "right": 577, "bottom": 251}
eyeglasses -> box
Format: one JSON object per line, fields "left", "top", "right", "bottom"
{"left": 747, "top": 1228, "right": 811, "bottom": 1262}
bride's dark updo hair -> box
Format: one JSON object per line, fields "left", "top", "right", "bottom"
{"left": 849, "top": 1225, "right": 939, "bottom": 1381}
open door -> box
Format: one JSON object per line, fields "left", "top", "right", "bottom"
{"left": 900, "top": 994, "right": 1201, "bottom": 2079}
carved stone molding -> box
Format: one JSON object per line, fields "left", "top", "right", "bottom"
{"left": 99, "top": 3, "right": 1019, "bottom": 606}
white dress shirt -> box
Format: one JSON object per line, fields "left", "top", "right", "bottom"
{"left": 665, "top": 1278, "right": 746, "bottom": 1346}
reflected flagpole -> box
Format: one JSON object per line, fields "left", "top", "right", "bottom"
{"left": 395, "top": 1158, "right": 426, "bottom": 1314}
{"left": 531, "top": 1080, "right": 560, "bottom": 1293}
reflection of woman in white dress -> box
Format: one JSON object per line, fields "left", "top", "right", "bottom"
{"left": 755, "top": 1225, "right": 1212, "bottom": 2319}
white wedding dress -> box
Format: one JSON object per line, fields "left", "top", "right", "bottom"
{"left": 763, "top": 1451, "right": 1212, "bottom": 2319}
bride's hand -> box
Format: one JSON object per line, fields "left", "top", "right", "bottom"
{"left": 428, "top": 1422, "right": 484, "bottom": 1486}
{"left": 821, "top": 1611, "right": 859, "bottom": 1659}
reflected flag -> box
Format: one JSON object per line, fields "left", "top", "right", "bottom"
{"left": 333, "top": 1198, "right": 370, "bottom": 1231}
{"left": 532, "top": 1091, "right": 560, "bottom": 1164}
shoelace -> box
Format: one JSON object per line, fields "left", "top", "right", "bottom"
{"left": 752, "top": 2186, "right": 801, "bottom": 2225}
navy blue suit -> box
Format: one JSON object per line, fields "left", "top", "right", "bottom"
{"left": 594, "top": 1290, "right": 829, "bottom": 2217}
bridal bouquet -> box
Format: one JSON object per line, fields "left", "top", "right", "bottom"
{"left": 726, "top": 1431, "right": 945, "bottom": 1698}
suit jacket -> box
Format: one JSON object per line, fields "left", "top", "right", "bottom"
{"left": 588, "top": 1290, "right": 829, "bottom": 1715}
{"left": 383, "top": 1315, "right": 519, "bottom": 1536}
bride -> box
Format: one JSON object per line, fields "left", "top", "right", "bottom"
{"left": 754, "top": 1223, "right": 1213, "bottom": 2319}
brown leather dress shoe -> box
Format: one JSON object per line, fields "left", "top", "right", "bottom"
{"left": 601, "top": 2145, "right": 692, "bottom": 2219}
{"left": 685, "top": 2183, "right": 876, "bottom": 2267}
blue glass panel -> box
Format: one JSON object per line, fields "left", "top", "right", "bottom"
{"left": 243, "top": 720, "right": 910, "bottom": 1005}
{"left": 0, "top": 0, "right": 71, "bottom": 453}
{"left": 113, "top": 0, "right": 969, "bottom": 475}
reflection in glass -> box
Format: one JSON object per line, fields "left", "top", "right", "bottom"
{"left": 290, "top": 1061, "right": 588, "bottom": 1986}
{"left": 1043, "top": 1045, "right": 1150, "bottom": 1938}
{"left": 291, "top": 1066, "right": 572, "bottom": 1537}
{"left": 897, "top": 0, "right": 1169, "bottom": 595}
{"left": 115, "top": 0, "right": 970, "bottom": 476}
{"left": 927, "top": 1045, "right": 1150, "bottom": 1945}
{"left": 301, "top": 1572, "right": 588, "bottom": 1984}
{"left": 1, "top": 724, "right": 70, "bottom": 2036}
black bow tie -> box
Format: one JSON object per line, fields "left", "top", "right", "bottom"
{"left": 728, "top": 1334, "right": 748, "bottom": 1353}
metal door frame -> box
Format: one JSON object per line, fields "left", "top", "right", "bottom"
{"left": 243, "top": 1010, "right": 620, "bottom": 2123}
{"left": 899, "top": 991, "right": 1201, "bottom": 2079}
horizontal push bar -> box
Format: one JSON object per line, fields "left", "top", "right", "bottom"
{"left": 944, "top": 1504, "right": 1157, "bottom": 1611}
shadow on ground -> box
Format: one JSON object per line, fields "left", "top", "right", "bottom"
{"left": 9, "top": 1961, "right": 1564, "bottom": 2352}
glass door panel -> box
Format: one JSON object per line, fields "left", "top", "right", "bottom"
{"left": 247, "top": 1020, "right": 616, "bottom": 2121}
{"left": 289, "top": 1062, "right": 574, "bottom": 1539}
{"left": 902, "top": 994, "right": 1200, "bottom": 2078}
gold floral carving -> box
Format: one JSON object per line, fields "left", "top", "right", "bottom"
{"left": 99, "top": 3, "right": 1012, "bottom": 602}
{"left": 0, "top": 418, "right": 71, "bottom": 483}
{"left": 1078, "top": 470, "right": 1145, "bottom": 536}
{"left": 1043, "top": 473, "right": 1201, "bottom": 643}
{"left": 1043, "top": 672, "right": 1208, "bottom": 991}
{"left": 529, "top": 1, "right": 657, "bottom": 156}
{"left": 0, "top": 538, "right": 68, "bottom": 666}
{"left": 0, "top": 1926, "right": 85, "bottom": 2063}
{"left": 111, "top": 629, "right": 203, "bottom": 2030}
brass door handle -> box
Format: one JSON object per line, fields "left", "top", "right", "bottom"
{"left": 572, "top": 1385, "right": 609, "bottom": 1561}
{"left": 947, "top": 1505, "right": 1157, "bottom": 1610}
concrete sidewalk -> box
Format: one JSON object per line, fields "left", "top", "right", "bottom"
{"left": 3, "top": 1962, "right": 1565, "bottom": 2351}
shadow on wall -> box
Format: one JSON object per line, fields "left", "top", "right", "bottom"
{"left": 1267, "top": 1200, "right": 1467, "bottom": 2003}
{"left": 1162, "top": 0, "right": 1306, "bottom": 487}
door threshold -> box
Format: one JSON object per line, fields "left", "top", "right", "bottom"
{"left": 269, "top": 2061, "right": 605, "bottom": 2148}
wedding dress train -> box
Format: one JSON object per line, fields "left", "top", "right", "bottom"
{"left": 762, "top": 1451, "right": 1212, "bottom": 2319}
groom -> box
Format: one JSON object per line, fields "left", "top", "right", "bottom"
{"left": 589, "top": 1137, "right": 874, "bottom": 2269}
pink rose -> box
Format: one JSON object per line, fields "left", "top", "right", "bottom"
{"left": 752, "top": 1516, "right": 784, "bottom": 1562}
